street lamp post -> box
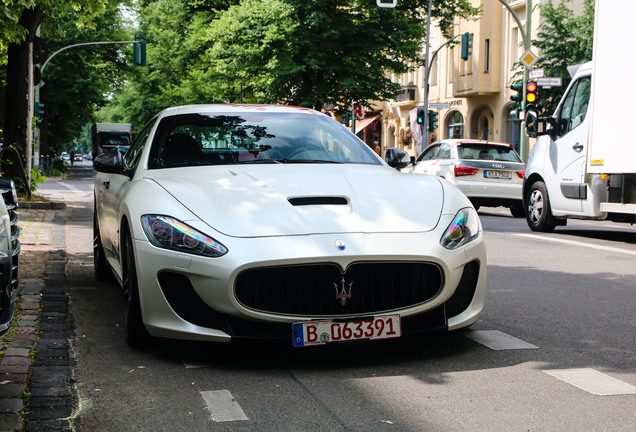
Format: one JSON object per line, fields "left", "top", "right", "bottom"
{"left": 498, "top": 0, "right": 533, "bottom": 162}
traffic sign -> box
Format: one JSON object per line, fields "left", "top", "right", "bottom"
{"left": 536, "top": 77, "right": 562, "bottom": 87}
{"left": 520, "top": 50, "right": 539, "bottom": 68}
{"left": 429, "top": 102, "right": 451, "bottom": 109}
{"left": 529, "top": 68, "right": 544, "bottom": 80}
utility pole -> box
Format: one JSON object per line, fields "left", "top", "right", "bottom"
{"left": 498, "top": 0, "right": 533, "bottom": 162}
{"left": 421, "top": 0, "right": 433, "bottom": 145}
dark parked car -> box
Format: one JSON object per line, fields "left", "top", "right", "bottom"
{"left": 0, "top": 178, "right": 20, "bottom": 335}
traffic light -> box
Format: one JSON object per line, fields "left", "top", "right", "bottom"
{"left": 525, "top": 82, "right": 538, "bottom": 116}
{"left": 417, "top": 106, "right": 426, "bottom": 124}
{"left": 428, "top": 110, "right": 438, "bottom": 131}
{"left": 510, "top": 82, "right": 523, "bottom": 104}
{"left": 133, "top": 41, "right": 146, "bottom": 66}
{"left": 526, "top": 81, "right": 537, "bottom": 104}
{"left": 34, "top": 102, "right": 44, "bottom": 124}
{"left": 461, "top": 32, "right": 473, "bottom": 61}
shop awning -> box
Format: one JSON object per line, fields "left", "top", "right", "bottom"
{"left": 348, "top": 114, "right": 381, "bottom": 134}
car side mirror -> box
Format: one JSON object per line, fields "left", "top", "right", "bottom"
{"left": 93, "top": 149, "right": 126, "bottom": 174}
{"left": 385, "top": 147, "right": 411, "bottom": 170}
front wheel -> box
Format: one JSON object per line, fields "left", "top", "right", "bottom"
{"left": 525, "top": 181, "right": 557, "bottom": 232}
{"left": 93, "top": 207, "right": 113, "bottom": 282}
{"left": 122, "top": 229, "right": 152, "bottom": 347}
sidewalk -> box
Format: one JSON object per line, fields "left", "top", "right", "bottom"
{"left": 0, "top": 196, "right": 74, "bottom": 431}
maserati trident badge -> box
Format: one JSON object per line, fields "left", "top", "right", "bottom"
{"left": 335, "top": 239, "right": 346, "bottom": 251}
{"left": 334, "top": 276, "right": 352, "bottom": 306}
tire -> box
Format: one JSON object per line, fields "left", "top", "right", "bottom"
{"left": 93, "top": 207, "right": 113, "bottom": 282}
{"left": 122, "top": 229, "right": 152, "bottom": 347}
{"left": 510, "top": 202, "right": 525, "bottom": 218}
{"left": 525, "top": 181, "right": 557, "bottom": 232}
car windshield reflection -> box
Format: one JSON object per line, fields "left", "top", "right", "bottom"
{"left": 148, "top": 112, "right": 381, "bottom": 169}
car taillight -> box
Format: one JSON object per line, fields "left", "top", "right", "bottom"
{"left": 517, "top": 171, "right": 526, "bottom": 178}
{"left": 454, "top": 165, "right": 479, "bottom": 177}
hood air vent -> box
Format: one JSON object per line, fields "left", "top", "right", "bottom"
{"left": 288, "top": 197, "right": 348, "bottom": 206}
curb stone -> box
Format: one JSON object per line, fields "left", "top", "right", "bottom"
{"left": 0, "top": 206, "right": 73, "bottom": 432}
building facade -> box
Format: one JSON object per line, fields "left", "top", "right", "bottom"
{"left": 380, "top": 0, "right": 584, "bottom": 158}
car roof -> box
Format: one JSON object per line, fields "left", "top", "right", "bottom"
{"left": 158, "top": 104, "right": 324, "bottom": 118}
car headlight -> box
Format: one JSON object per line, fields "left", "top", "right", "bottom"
{"left": 141, "top": 215, "right": 228, "bottom": 257}
{"left": 440, "top": 207, "right": 480, "bottom": 249}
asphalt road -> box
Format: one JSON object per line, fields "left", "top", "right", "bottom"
{"left": 38, "top": 162, "right": 636, "bottom": 432}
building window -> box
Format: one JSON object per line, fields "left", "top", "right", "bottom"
{"left": 449, "top": 47, "right": 456, "bottom": 82}
{"left": 446, "top": 110, "right": 464, "bottom": 139}
{"left": 430, "top": 56, "right": 438, "bottom": 86}
{"left": 510, "top": 28, "right": 519, "bottom": 70}
{"left": 484, "top": 39, "right": 490, "bottom": 73}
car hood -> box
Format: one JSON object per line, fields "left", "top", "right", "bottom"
{"left": 147, "top": 164, "right": 445, "bottom": 238}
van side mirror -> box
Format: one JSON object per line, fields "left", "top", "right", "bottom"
{"left": 526, "top": 108, "right": 560, "bottom": 139}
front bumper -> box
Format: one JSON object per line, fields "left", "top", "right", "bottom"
{"left": 133, "top": 221, "right": 487, "bottom": 343}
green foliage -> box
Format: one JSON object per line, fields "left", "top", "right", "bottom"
{"left": 39, "top": 1, "right": 136, "bottom": 152}
{"left": 51, "top": 156, "right": 68, "bottom": 173}
{"left": 104, "top": 0, "right": 479, "bottom": 127}
{"left": 30, "top": 168, "right": 47, "bottom": 191}
{"left": 533, "top": 0, "right": 595, "bottom": 115}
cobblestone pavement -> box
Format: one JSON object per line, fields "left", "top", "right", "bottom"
{"left": 0, "top": 203, "right": 73, "bottom": 432}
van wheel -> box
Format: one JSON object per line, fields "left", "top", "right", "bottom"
{"left": 525, "top": 181, "right": 557, "bottom": 232}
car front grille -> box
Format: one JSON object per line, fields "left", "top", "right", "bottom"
{"left": 235, "top": 262, "right": 443, "bottom": 316}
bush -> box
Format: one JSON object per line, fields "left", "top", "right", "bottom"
{"left": 51, "top": 157, "right": 68, "bottom": 174}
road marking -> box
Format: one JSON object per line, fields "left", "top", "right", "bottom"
{"left": 463, "top": 330, "right": 538, "bottom": 350}
{"left": 201, "top": 390, "right": 248, "bottom": 422}
{"left": 183, "top": 361, "right": 209, "bottom": 369}
{"left": 544, "top": 368, "right": 636, "bottom": 396}
{"left": 514, "top": 233, "right": 636, "bottom": 256}
{"left": 59, "top": 182, "right": 82, "bottom": 193}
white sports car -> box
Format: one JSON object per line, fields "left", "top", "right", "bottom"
{"left": 93, "top": 105, "right": 487, "bottom": 347}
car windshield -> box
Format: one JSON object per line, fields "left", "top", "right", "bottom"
{"left": 458, "top": 144, "right": 522, "bottom": 163}
{"left": 147, "top": 112, "right": 382, "bottom": 169}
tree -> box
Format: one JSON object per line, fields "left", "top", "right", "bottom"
{"left": 108, "top": 0, "right": 479, "bottom": 126}
{"left": 0, "top": 0, "right": 112, "bottom": 194}
{"left": 39, "top": 2, "right": 136, "bottom": 154}
{"left": 533, "top": 0, "right": 594, "bottom": 115}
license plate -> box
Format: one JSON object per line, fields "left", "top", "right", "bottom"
{"left": 484, "top": 170, "right": 512, "bottom": 179}
{"left": 292, "top": 314, "right": 401, "bottom": 347}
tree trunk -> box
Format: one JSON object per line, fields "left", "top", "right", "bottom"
{"left": 2, "top": 7, "right": 43, "bottom": 195}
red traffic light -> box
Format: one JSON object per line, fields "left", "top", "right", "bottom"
{"left": 526, "top": 81, "right": 537, "bottom": 103}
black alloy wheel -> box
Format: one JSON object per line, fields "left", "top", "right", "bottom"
{"left": 93, "top": 204, "right": 113, "bottom": 281}
{"left": 122, "top": 228, "right": 151, "bottom": 347}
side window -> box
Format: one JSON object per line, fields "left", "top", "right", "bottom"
{"left": 437, "top": 143, "right": 451, "bottom": 159}
{"left": 124, "top": 121, "right": 154, "bottom": 171}
{"left": 417, "top": 144, "right": 441, "bottom": 162}
{"left": 558, "top": 76, "right": 591, "bottom": 137}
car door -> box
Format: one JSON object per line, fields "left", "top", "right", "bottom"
{"left": 546, "top": 75, "right": 591, "bottom": 213}
{"left": 97, "top": 123, "right": 153, "bottom": 266}
{"left": 413, "top": 142, "right": 452, "bottom": 177}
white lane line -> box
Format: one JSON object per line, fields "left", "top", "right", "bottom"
{"left": 183, "top": 361, "right": 209, "bottom": 369}
{"left": 514, "top": 233, "right": 636, "bottom": 256}
{"left": 59, "top": 182, "right": 82, "bottom": 192}
{"left": 463, "top": 330, "right": 538, "bottom": 350}
{"left": 544, "top": 368, "right": 636, "bottom": 396}
{"left": 201, "top": 390, "right": 248, "bottom": 422}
